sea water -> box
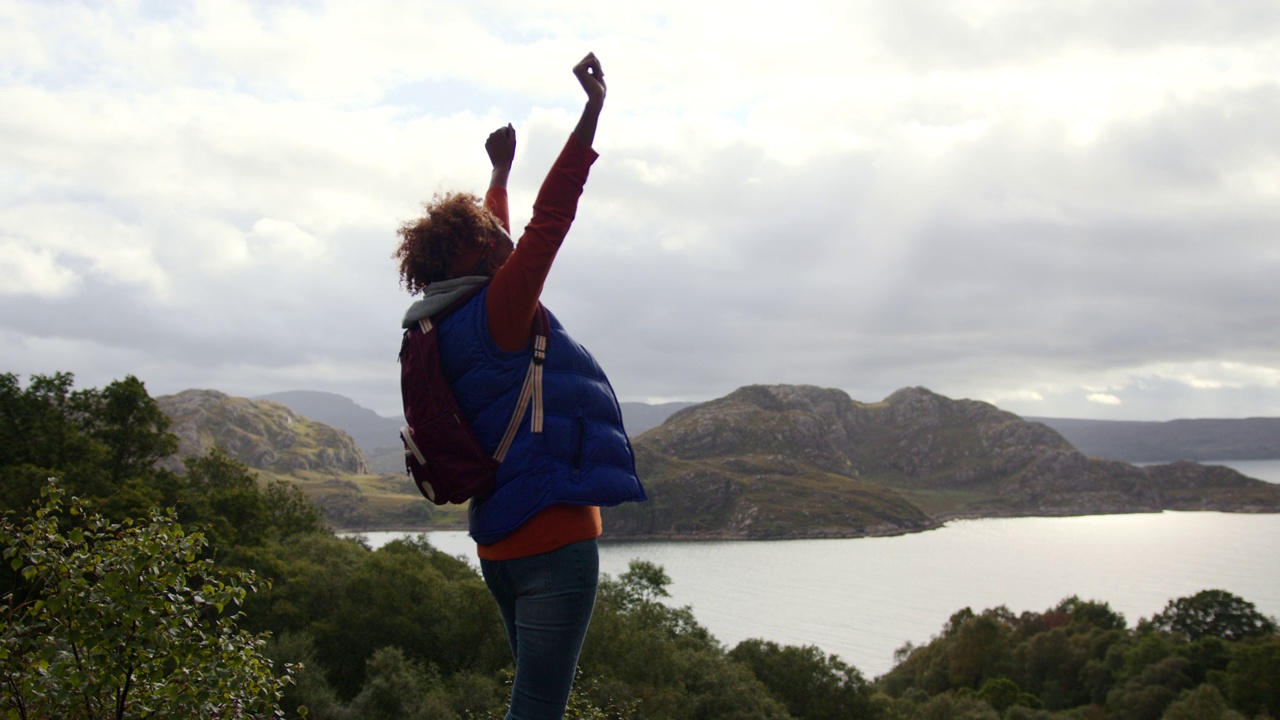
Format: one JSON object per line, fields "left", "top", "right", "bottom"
{"left": 354, "top": 459, "right": 1280, "bottom": 678}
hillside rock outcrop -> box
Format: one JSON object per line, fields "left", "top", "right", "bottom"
{"left": 606, "top": 384, "right": 1280, "bottom": 540}
{"left": 158, "top": 389, "right": 370, "bottom": 476}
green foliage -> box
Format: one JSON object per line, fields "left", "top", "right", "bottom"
{"left": 346, "top": 645, "right": 444, "bottom": 720}
{"left": 1105, "top": 655, "right": 1195, "bottom": 720}
{"left": 247, "top": 533, "right": 509, "bottom": 701}
{"left": 85, "top": 374, "right": 180, "bottom": 487}
{"left": 1003, "top": 598, "right": 1129, "bottom": 710}
{"left": 945, "top": 608, "right": 1013, "bottom": 689}
{"left": 459, "top": 670, "right": 639, "bottom": 720}
{"left": 880, "top": 607, "right": 1016, "bottom": 698}
{"left": 579, "top": 561, "right": 791, "bottom": 719}
{"left": 975, "top": 677, "right": 1040, "bottom": 713}
{"left": 178, "top": 448, "right": 326, "bottom": 564}
{"left": 729, "top": 639, "right": 875, "bottom": 719}
{"left": 0, "top": 372, "right": 180, "bottom": 521}
{"left": 1052, "top": 596, "right": 1126, "bottom": 633}
{"left": 878, "top": 591, "right": 1279, "bottom": 720}
{"left": 0, "top": 372, "right": 100, "bottom": 512}
{"left": 917, "top": 691, "right": 1002, "bottom": 719}
{"left": 1178, "top": 635, "right": 1231, "bottom": 686}
{"left": 0, "top": 481, "right": 292, "bottom": 719}
{"left": 1162, "top": 683, "right": 1245, "bottom": 720}
{"left": 1145, "top": 589, "right": 1278, "bottom": 642}
{"left": 560, "top": 672, "right": 641, "bottom": 720}
{"left": 6, "top": 369, "right": 1280, "bottom": 720}
{"left": 1223, "top": 637, "right": 1280, "bottom": 718}
{"left": 1, "top": 371, "right": 328, "bottom": 573}
{"left": 268, "top": 632, "right": 348, "bottom": 719}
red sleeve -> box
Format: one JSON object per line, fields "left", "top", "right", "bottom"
{"left": 486, "top": 135, "right": 599, "bottom": 352}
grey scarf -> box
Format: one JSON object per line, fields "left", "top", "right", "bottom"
{"left": 400, "top": 276, "right": 488, "bottom": 328}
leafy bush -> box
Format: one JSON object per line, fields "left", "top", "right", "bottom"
{"left": 729, "top": 639, "right": 875, "bottom": 719}
{"left": 1, "top": 481, "right": 292, "bottom": 719}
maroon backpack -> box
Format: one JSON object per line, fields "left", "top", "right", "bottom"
{"left": 398, "top": 282, "right": 548, "bottom": 505}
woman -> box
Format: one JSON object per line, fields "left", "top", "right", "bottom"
{"left": 393, "top": 53, "right": 646, "bottom": 719}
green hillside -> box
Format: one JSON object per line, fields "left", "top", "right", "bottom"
{"left": 157, "top": 389, "right": 454, "bottom": 530}
{"left": 152, "top": 384, "right": 1280, "bottom": 536}
{"left": 606, "top": 385, "right": 1280, "bottom": 539}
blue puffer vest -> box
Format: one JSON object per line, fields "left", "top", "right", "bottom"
{"left": 436, "top": 286, "right": 646, "bottom": 544}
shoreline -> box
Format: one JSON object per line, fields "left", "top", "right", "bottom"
{"left": 330, "top": 505, "right": 1280, "bottom": 541}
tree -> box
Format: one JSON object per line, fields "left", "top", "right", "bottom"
{"left": 1057, "top": 596, "right": 1127, "bottom": 633}
{"left": 1146, "top": 589, "right": 1277, "bottom": 642}
{"left": 347, "top": 645, "right": 444, "bottom": 720}
{"left": 729, "top": 639, "right": 875, "bottom": 720}
{"left": 1161, "top": 683, "right": 1245, "bottom": 720}
{"left": 1224, "top": 638, "right": 1280, "bottom": 718}
{"left": 0, "top": 372, "right": 78, "bottom": 469}
{"left": 0, "top": 481, "right": 293, "bottom": 719}
{"left": 0, "top": 372, "right": 180, "bottom": 520}
{"left": 1105, "top": 655, "right": 1194, "bottom": 720}
{"left": 945, "top": 609, "right": 1013, "bottom": 690}
{"left": 918, "top": 691, "right": 1000, "bottom": 719}
{"left": 593, "top": 559, "right": 713, "bottom": 645}
{"left": 0, "top": 372, "right": 96, "bottom": 513}
{"left": 82, "top": 375, "right": 179, "bottom": 488}
{"left": 250, "top": 534, "right": 508, "bottom": 701}
{"left": 974, "top": 677, "right": 1040, "bottom": 714}
{"left": 178, "top": 448, "right": 324, "bottom": 559}
{"left": 579, "top": 561, "right": 794, "bottom": 720}
{"left": 2, "top": 370, "right": 324, "bottom": 566}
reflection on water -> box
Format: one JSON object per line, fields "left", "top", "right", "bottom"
{"left": 358, "top": 510, "right": 1280, "bottom": 678}
{"left": 354, "top": 457, "right": 1280, "bottom": 678}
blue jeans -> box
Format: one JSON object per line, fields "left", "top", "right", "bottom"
{"left": 480, "top": 538, "right": 599, "bottom": 720}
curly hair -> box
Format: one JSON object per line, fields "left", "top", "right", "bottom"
{"left": 394, "top": 192, "right": 497, "bottom": 295}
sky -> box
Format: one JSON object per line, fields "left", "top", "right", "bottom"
{"left": 2, "top": 0, "right": 1279, "bottom": 422}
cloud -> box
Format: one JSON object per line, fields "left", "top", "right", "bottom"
{"left": 1087, "top": 393, "right": 1123, "bottom": 406}
{"left": 1147, "top": 361, "right": 1280, "bottom": 391}
{"left": 0, "top": 241, "right": 79, "bottom": 297}
{"left": 1, "top": 0, "right": 1279, "bottom": 421}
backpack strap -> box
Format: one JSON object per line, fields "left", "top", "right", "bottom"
{"left": 493, "top": 305, "right": 550, "bottom": 462}
{"left": 419, "top": 281, "right": 549, "bottom": 464}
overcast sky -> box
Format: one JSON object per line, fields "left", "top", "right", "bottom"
{"left": 3, "top": 0, "right": 1279, "bottom": 422}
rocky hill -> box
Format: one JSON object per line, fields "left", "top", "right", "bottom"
{"left": 603, "top": 385, "right": 1280, "bottom": 540}
{"left": 152, "top": 384, "right": 1280, "bottom": 537}
{"left": 254, "top": 390, "right": 408, "bottom": 474}
{"left": 254, "top": 390, "right": 403, "bottom": 457}
{"left": 158, "top": 389, "right": 370, "bottom": 475}
{"left": 155, "top": 390, "right": 432, "bottom": 530}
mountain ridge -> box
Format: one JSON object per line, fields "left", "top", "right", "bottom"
{"left": 159, "top": 389, "right": 370, "bottom": 475}
{"left": 254, "top": 390, "right": 403, "bottom": 453}
{"left": 1028, "top": 416, "right": 1280, "bottom": 462}
{"left": 162, "top": 385, "right": 1280, "bottom": 537}
{"left": 247, "top": 391, "right": 1280, "bottom": 463}
{"left": 156, "top": 389, "right": 433, "bottom": 530}
{"left": 602, "top": 385, "right": 1280, "bottom": 540}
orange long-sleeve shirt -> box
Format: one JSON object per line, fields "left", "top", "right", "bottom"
{"left": 475, "top": 135, "right": 603, "bottom": 562}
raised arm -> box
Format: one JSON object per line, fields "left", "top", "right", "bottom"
{"left": 484, "top": 123, "right": 516, "bottom": 232}
{"left": 571, "top": 53, "right": 606, "bottom": 149}
{"left": 486, "top": 53, "right": 606, "bottom": 352}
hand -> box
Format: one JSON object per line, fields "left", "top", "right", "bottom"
{"left": 572, "top": 52, "right": 606, "bottom": 106}
{"left": 486, "top": 124, "right": 516, "bottom": 170}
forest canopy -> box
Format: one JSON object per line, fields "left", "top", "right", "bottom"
{"left": 2, "top": 371, "right": 1277, "bottom": 719}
